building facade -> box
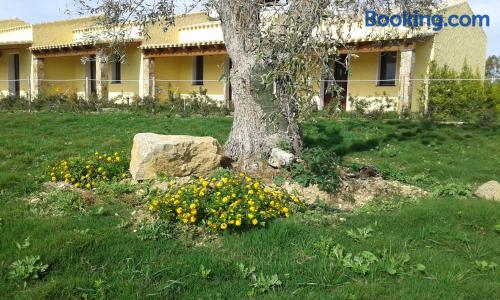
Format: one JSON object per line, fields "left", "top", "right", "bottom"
{"left": 0, "top": 1, "right": 487, "bottom": 112}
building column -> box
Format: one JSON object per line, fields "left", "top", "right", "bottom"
{"left": 31, "top": 57, "right": 44, "bottom": 98}
{"left": 96, "top": 50, "right": 109, "bottom": 101}
{"left": 398, "top": 49, "right": 416, "bottom": 114}
{"left": 143, "top": 57, "right": 155, "bottom": 98}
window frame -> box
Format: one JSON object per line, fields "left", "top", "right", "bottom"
{"left": 378, "top": 51, "right": 398, "bottom": 87}
{"left": 111, "top": 60, "right": 122, "bottom": 84}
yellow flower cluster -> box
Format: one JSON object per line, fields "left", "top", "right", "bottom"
{"left": 48, "top": 151, "right": 129, "bottom": 189}
{"left": 148, "top": 173, "right": 304, "bottom": 232}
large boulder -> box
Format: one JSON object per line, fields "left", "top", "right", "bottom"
{"left": 474, "top": 181, "right": 500, "bottom": 201}
{"left": 130, "top": 134, "right": 223, "bottom": 180}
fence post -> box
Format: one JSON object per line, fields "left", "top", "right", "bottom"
{"left": 85, "top": 77, "right": 89, "bottom": 101}
{"left": 424, "top": 76, "right": 430, "bottom": 119}
{"left": 27, "top": 76, "right": 32, "bottom": 112}
{"left": 152, "top": 76, "right": 156, "bottom": 98}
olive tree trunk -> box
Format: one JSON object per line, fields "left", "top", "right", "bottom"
{"left": 216, "top": 1, "right": 303, "bottom": 164}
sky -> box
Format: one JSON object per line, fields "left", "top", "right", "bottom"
{"left": 0, "top": 0, "right": 498, "bottom": 56}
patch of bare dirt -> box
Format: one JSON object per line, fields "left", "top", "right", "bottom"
{"left": 283, "top": 176, "right": 427, "bottom": 212}
{"left": 42, "top": 181, "right": 100, "bottom": 205}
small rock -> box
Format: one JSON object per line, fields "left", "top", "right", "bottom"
{"left": 474, "top": 181, "right": 500, "bottom": 201}
{"left": 268, "top": 148, "right": 295, "bottom": 168}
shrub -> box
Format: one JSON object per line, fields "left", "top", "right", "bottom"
{"left": 147, "top": 173, "right": 304, "bottom": 232}
{"left": 47, "top": 151, "right": 129, "bottom": 189}
{"left": 136, "top": 219, "right": 177, "bottom": 241}
{"left": 0, "top": 95, "right": 29, "bottom": 110}
{"left": 290, "top": 147, "right": 341, "bottom": 193}
{"left": 9, "top": 256, "right": 49, "bottom": 282}
{"left": 31, "top": 189, "right": 85, "bottom": 216}
{"left": 432, "top": 183, "right": 472, "bottom": 198}
{"left": 351, "top": 94, "right": 396, "bottom": 120}
{"left": 0, "top": 87, "right": 233, "bottom": 116}
{"left": 421, "top": 62, "right": 498, "bottom": 123}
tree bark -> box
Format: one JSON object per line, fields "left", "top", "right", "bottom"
{"left": 216, "top": 1, "right": 303, "bottom": 163}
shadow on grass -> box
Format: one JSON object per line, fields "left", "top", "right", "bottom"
{"left": 303, "top": 119, "right": 499, "bottom": 158}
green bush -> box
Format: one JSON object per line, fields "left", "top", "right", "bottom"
{"left": 148, "top": 173, "right": 304, "bottom": 232}
{"left": 0, "top": 95, "right": 30, "bottom": 110}
{"left": 290, "top": 147, "right": 341, "bottom": 193}
{"left": 47, "top": 151, "right": 129, "bottom": 189}
{"left": 422, "top": 62, "right": 499, "bottom": 123}
{"left": 31, "top": 93, "right": 116, "bottom": 112}
{"left": 351, "top": 94, "right": 396, "bottom": 120}
{"left": 31, "top": 189, "right": 86, "bottom": 216}
{"left": 0, "top": 88, "right": 232, "bottom": 116}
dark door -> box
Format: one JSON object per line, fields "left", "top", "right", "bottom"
{"left": 90, "top": 55, "right": 97, "bottom": 95}
{"left": 13, "top": 54, "right": 20, "bottom": 97}
{"left": 323, "top": 55, "right": 348, "bottom": 109}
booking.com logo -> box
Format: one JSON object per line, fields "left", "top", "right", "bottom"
{"left": 365, "top": 10, "right": 490, "bottom": 31}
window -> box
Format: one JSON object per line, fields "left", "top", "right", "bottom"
{"left": 193, "top": 56, "right": 204, "bottom": 86}
{"left": 378, "top": 52, "right": 397, "bottom": 86}
{"left": 112, "top": 61, "right": 122, "bottom": 84}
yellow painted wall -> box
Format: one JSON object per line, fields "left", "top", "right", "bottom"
{"left": 42, "top": 56, "right": 85, "bottom": 95}
{"left": 410, "top": 39, "right": 434, "bottom": 111}
{"left": 155, "top": 54, "right": 225, "bottom": 100}
{"left": 0, "top": 19, "right": 27, "bottom": 30}
{"left": 432, "top": 3, "right": 487, "bottom": 76}
{"left": 348, "top": 51, "right": 400, "bottom": 98}
{"left": 108, "top": 46, "right": 141, "bottom": 98}
{"left": 0, "top": 47, "right": 32, "bottom": 97}
{"left": 0, "top": 50, "right": 10, "bottom": 95}
{"left": 343, "top": 42, "right": 435, "bottom": 112}
{"left": 144, "top": 13, "right": 212, "bottom": 45}
{"left": 32, "top": 17, "right": 95, "bottom": 47}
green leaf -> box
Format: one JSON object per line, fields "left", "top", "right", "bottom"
{"left": 416, "top": 264, "right": 426, "bottom": 272}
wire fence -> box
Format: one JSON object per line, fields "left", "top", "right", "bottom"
{"left": 1, "top": 77, "right": 499, "bottom": 121}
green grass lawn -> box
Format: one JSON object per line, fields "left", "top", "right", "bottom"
{"left": 0, "top": 112, "right": 499, "bottom": 299}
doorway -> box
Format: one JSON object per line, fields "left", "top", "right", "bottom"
{"left": 8, "top": 54, "right": 20, "bottom": 97}
{"left": 323, "top": 55, "right": 349, "bottom": 109}
{"left": 90, "top": 55, "right": 97, "bottom": 95}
